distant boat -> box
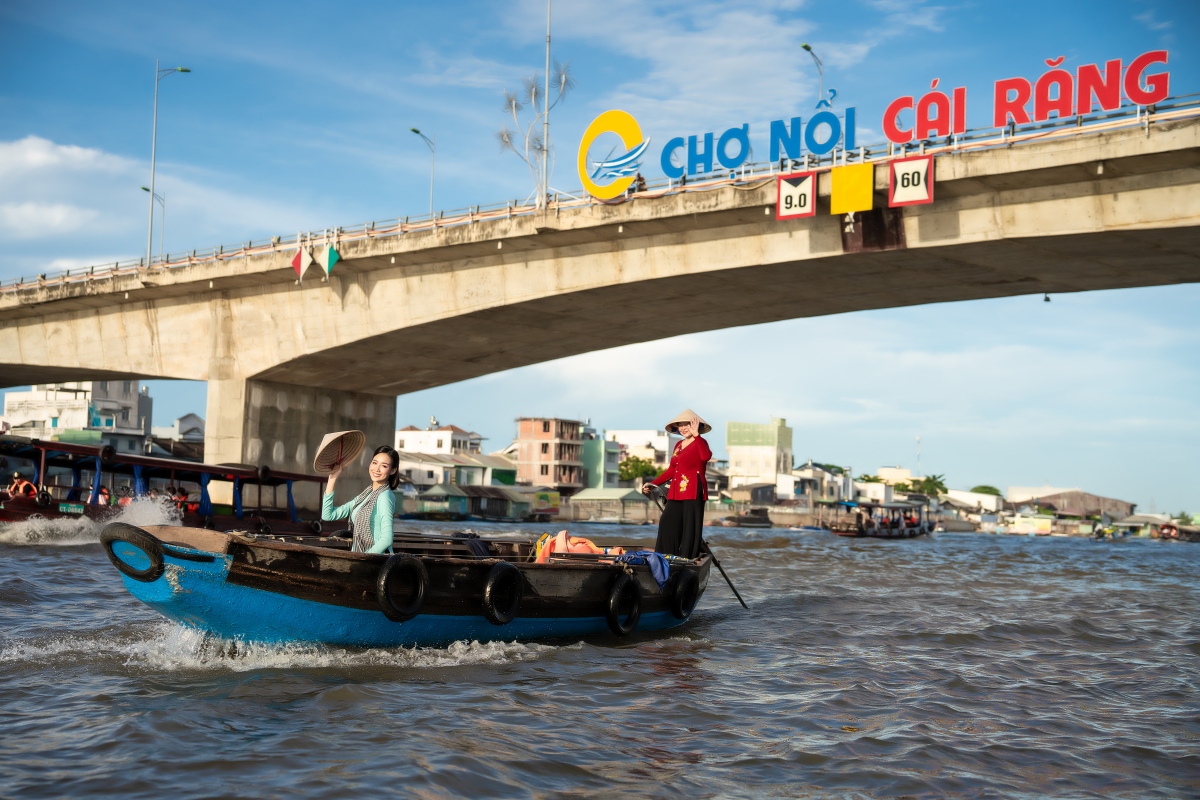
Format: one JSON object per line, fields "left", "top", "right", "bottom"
{"left": 0, "top": 434, "right": 325, "bottom": 536}
{"left": 715, "top": 511, "right": 773, "bottom": 529}
{"left": 833, "top": 502, "right": 931, "bottom": 539}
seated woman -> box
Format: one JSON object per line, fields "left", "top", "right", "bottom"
{"left": 536, "top": 530, "right": 623, "bottom": 563}
{"left": 322, "top": 445, "right": 400, "bottom": 554}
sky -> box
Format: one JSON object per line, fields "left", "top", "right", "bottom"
{"left": 0, "top": 0, "right": 1197, "bottom": 511}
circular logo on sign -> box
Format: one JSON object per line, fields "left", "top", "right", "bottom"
{"left": 577, "top": 110, "right": 649, "bottom": 201}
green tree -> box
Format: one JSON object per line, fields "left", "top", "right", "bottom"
{"left": 619, "top": 456, "right": 659, "bottom": 482}
{"left": 970, "top": 485, "right": 1002, "bottom": 496}
{"left": 857, "top": 474, "right": 882, "bottom": 483}
{"left": 1178, "top": 510, "right": 1191, "bottom": 522}
{"left": 915, "top": 474, "right": 948, "bottom": 495}
{"left": 893, "top": 482, "right": 912, "bottom": 493}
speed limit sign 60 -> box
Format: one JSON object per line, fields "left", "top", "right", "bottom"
{"left": 888, "top": 155, "right": 934, "bottom": 207}
{"left": 776, "top": 171, "right": 817, "bottom": 220}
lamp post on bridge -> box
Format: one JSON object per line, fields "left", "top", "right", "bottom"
{"left": 410, "top": 128, "right": 435, "bottom": 220}
{"left": 141, "top": 187, "right": 166, "bottom": 262}
{"left": 147, "top": 60, "right": 190, "bottom": 267}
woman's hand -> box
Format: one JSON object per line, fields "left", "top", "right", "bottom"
{"left": 688, "top": 413, "right": 701, "bottom": 434}
{"left": 642, "top": 482, "right": 652, "bottom": 495}
{"left": 325, "top": 465, "right": 342, "bottom": 494}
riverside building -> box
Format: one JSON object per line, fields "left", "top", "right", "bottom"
{"left": 0, "top": 381, "right": 153, "bottom": 454}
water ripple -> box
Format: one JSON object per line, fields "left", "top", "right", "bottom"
{"left": 1, "top": 527, "right": 1198, "bottom": 797}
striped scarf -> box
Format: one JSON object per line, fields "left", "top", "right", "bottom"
{"left": 351, "top": 486, "right": 386, "bottom": 553}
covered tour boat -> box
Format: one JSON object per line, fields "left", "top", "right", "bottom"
{"left": 833, "top": 501, "right": 933, "bottom": 539}
{"left": 0, "top": 435, "right": 326, "bottom": 536}
{"left": 98, "top": 522, "right": 711, "bottom": 647}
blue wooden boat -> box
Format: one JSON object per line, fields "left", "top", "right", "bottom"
{"left": 98, "top": 523, "right": 710, "bottom": 647}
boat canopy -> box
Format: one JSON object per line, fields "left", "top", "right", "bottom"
{"left": 0, "top": 435, "right": 324, "bottom": 522}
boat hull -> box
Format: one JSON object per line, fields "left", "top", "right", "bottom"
{"left": 107, "top": 526, "right": 709, "bottom": 647}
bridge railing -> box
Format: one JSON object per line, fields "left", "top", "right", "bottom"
{"left": 3, "top": 95, "right": 1197, "bottom": 296}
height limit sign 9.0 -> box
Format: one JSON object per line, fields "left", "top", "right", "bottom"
{"left": 888, "top": 155, "right": 934, "bottom": 207}
{"left": 776, "top": 171, "right": 817, "bottom": 220}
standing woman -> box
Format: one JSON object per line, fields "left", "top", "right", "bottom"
{"left": 643, "top": 409, "right": 712, "bottom": 558}
{"left": 323, "top": 445, "right": 400, "bottom": 554}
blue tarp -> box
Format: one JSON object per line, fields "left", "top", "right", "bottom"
{"left": 197, "top": 473, "right": 212, "bottom": 518}
{"left": 615, "top": 550, "right": 670, "bottom": 590}
{"left": 88, "top": 457, "right": 102, "bottom": 505}
{"left": 286, "top": 480, "right": 299, "bottom": 523}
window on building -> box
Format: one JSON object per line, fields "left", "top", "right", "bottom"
{"left": 50, "top": 417, "right": 58, "bottom": 428}
{"left": 541, "top": 443, "right": 549, "bottom": 455}
{"left": 426, "top": 470, "right": 434, "bottom": 479}
{"left": 105, "top": 419, "right": 113, "bottom": 427}
{"left": 437, "top": 439, "right": 443, "bottom": 448}
{"left": 542, "top": 421, "right": 550, "bottom": 433}
{"left": 123, "top": 381, "right": 132, "bottom": 394}
{"left": 397, "top": 440, "right": 404, "bottom": 449}
{"left": 97, "top": 381, "right": 107, "bottom": 391}
{"left": 540, "top": 465, "right": 549, "bottom": 476}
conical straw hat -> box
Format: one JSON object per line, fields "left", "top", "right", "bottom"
{"left": 313, "top": 430, "right": 367, "bottom": 474}
{"left": 665, "top": 409, "right": 711, "bottom": 434}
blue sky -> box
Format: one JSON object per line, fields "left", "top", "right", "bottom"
{"left": 1, "top": 0, "right": 1197, "bottom": 511}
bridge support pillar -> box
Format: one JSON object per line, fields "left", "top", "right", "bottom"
{"left": 204, "top": 377, "right": 396, "bottom": 513}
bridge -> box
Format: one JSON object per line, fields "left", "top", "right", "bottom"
{"left": 2, "top": 107, "right": 1199, "bottom": 499}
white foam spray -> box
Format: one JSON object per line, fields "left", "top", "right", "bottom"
{"left": 0, "top": 498, "right": 182, "bottom": 546}
{"left": 0, "top": 620, "right": 569, "bottom": 673}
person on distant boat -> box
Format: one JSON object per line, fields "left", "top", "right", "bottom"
{"left": 322, "top": 445, "right": 399, "bottom": 554}
{"left": 643, "top": 409, "right": 712, "bottom": 559}
{"left": 97, "top": 486, "right": 111, "bottom": 506}
{"left": 8, "top": 472, "right": 36, "bottom": 498}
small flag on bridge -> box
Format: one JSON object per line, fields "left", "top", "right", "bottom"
{"left": 291, "top": 245, "right": 313, "bottom": 280}
{"left": 315, "top": 244, "right": 340, "bottom": 277}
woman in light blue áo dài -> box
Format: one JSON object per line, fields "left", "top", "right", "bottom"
{"left": 322, "top": 445, "right": 400, "bottom": 554}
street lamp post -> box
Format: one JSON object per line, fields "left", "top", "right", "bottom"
{"left": 410, "top": 128, "right": 435, "bottom": 220}
{"left": 147, "top": 60, "right": 190, "bottom": 266}
{"left": 141, "top": 187, "right": 165, "bottom": 261}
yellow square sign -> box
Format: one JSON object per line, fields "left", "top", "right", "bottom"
{"left": 830, "top": 163, "right": 875, "bottom": 215}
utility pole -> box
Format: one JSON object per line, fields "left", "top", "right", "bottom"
{"left": 541, "top": 0, "right": 551, "bottom": 209}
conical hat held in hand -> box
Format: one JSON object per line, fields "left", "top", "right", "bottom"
{"left": 313, "top": 430, "right": 367, "bottom": 474}
{"left": 665, "top": 409, "right": 711, "bottom": 435}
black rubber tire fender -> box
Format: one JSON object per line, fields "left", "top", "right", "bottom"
{"left": 309, "top": 519, "right": 323, "bottom": 535}
{"left": 376, "top": 554, "right": 428, "bottom": 622}
{"left": 481, "top": 561, "right": 523, "bottom": 626}
{"left": 670, "top": 570, "right": 701, "bottom": 621}
{"left": 35, "top": 490, "right": 52, "bottom": 508}
{"left": 99, "top": 445, "right": 117, "bottom": 465}
{"left": 606, "top": 572, "right": 642, "bottom": 636}
{"left": 256, "top": 464, "right": 271, "bottom": 482}
{"left": 100, "top": 523, "right": 165, "bottom": 583}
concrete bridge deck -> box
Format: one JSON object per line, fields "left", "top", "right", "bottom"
{"left": 2, "top": 113, "right": 1198, "bottom": 493}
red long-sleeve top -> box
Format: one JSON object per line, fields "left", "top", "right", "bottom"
{"left": 650, "top": 436, "right": 712, "bottom": 501}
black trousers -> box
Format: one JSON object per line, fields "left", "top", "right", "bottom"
{"left": 655, "top": 498, "right": 705, "bottom": 558}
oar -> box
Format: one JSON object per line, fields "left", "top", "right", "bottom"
{"left": 700, "top": 539, "right": 749, "bottom": 610}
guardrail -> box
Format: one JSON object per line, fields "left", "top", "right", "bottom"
{"left": 3, "top": 95, "right": 1197, "bottom": 297}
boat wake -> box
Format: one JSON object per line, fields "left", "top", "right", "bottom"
{"left": 0, "top": 621, "right": 569, "bottom": 673}
{"left": 0, "top": 498, "right": 182, "bottom": 546}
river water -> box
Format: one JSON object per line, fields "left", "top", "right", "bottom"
{"left": 1, "top": 504, "right": 1197, "bottom": 798}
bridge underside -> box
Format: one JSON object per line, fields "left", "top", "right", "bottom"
{"left": 250, "top": 226, "right": 1200, "bottom": 395}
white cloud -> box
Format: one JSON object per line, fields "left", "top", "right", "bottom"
{"left": 1135, "top": 10, "right": 1171, "bottom": 31}
{"left": 0, "top": 136, "right": 327, "bottom": 279}
{"left": 507, "top": 0, "right": 946, "bottom": 135}
{"left": 0, "top": 202, "right": 100, "bottom": 239}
